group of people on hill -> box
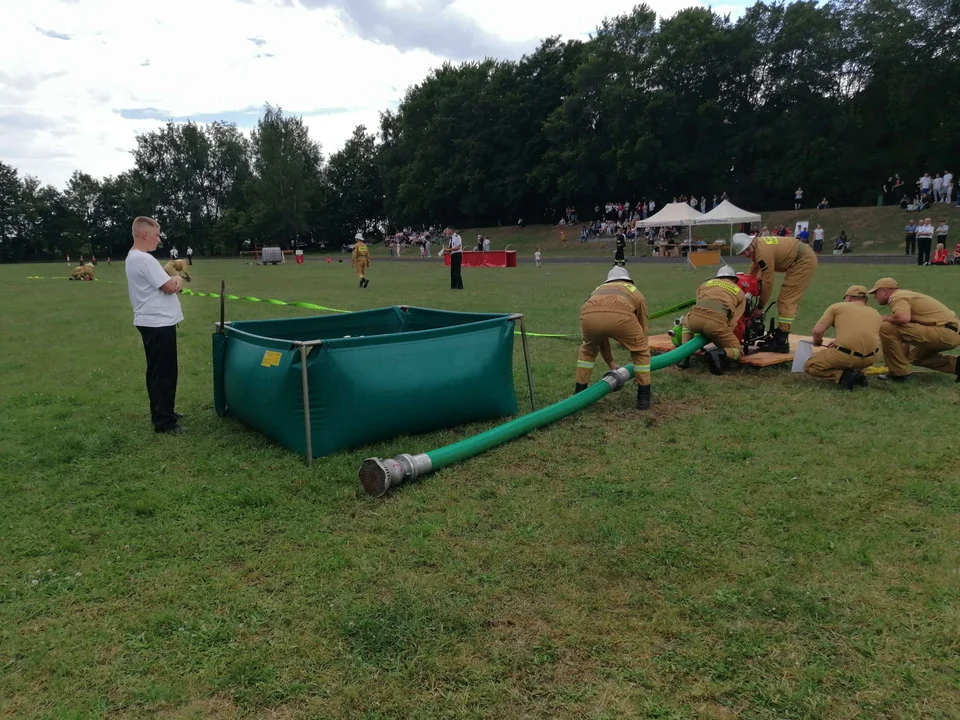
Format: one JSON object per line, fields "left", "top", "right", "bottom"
{"left": 886, "top": 170, "right": 956, "bottom": 208}
{"left": 903, "top": 217, "right": 955, "bottom": 265}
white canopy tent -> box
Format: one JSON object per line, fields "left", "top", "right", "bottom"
{"left": 693, "top": 199, "right": 761, "bottom": 226}
{"left": 691, "top": 200, "right": 762, "bottom": 256}
{"left": 633, "top": 202, "right": 703, "bottom": 252}
{"left": 635, "top": 201, "right": 704, "bottom": 229}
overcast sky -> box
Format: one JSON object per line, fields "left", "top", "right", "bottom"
{"left": 2, "top": 0, "right": 744, "bottom": 187}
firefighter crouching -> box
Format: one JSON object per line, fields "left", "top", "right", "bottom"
{"left": 731, "top": 231, "right": 818, "bottom": 353}
{"left": 575, "top": 266, "right": 652, "bottom": 410}
{"left": 804, "top": 285, "right": 881, "bottom": 390}
{"left": 867, "top": 277, "right": 960, "bottom": 382}
{"left": 352, "top": 233, "right": 370, "bottom": 288}
{"left": 678, "top": 265, "right": 746, "bottom": 374}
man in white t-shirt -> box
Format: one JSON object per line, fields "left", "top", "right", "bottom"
{"left": 126, "top": 216, "right": 185, "bottom": 434}
{"left": 932, "top": 174, "right": 943, "bottom": 202}
{"left": 483, "top": 236, "right": 491, "bottom": 252}
{"left": 915, "top": 217, "right": 934, "bottom": 266}
{"left": 186, "top": 246, "right": 194, "bottom": 265}
{"left": 446, "top": 226, "right": 463, "bottom": 289}
{"left": 942, "top": 171, "right": 953, "bottom": 203}
{"left": 813, "top": 224, "right": 825, "bottom": 253}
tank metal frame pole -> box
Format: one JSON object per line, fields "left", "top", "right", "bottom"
{"left": 298, "top": 344, "right": 314, "bottom": 466}
{"left": 512, "top": 314, "right": 536, "bottom": 412}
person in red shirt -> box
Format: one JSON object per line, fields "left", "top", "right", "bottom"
{"left": 931, "top": 243, "right": 948, "bottom": 265}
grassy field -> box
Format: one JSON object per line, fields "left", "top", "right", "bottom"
{"left": 392, "top": 204, "right": 960, "bottom": 260}
{"left": 1, "top": 258, "right": 959, "bottom": 719}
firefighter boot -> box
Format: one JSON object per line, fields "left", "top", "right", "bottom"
{"left": 705, "top": 347, "right": 728, "bottom": 375}
{"left": 636, "top": 385, "right": 651, "bottom": 411}
{"left": 676, "top": 355, "right": 691, "bottom": 370}
{"left": 574, "top": 383, "right": 588, "bottom": 394}
{"left": 362, "top": 278, "right": 370, "bottom": 288}
{"left": 839, "top": 368, "right": 859, "bottom": 390}
{"left": 359, "top": 278, "right": 364, "bottom": 288}
{"left": 759, "top": 328, "right": 791, "bottom": 354}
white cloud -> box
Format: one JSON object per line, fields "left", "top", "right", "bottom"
{"left": 0, "top": 0, "right": 745, "bottom": 187}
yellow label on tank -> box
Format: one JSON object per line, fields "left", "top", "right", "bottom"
{"left": 261, "top": 350, "right": 282, "bottom": 368}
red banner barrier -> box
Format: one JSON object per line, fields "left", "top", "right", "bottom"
{"left": 443, "top": 250, "right": 517, "bottom": 268}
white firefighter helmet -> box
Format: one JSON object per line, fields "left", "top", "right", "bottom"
{"left": 354, "top": 232, "right": 364, "bottom": 241}
{"left": 731, "top": 233, "right": 753, "bottom": 255}
{"left": 715, "top": 265, "right": 738, "bottom": 280}
{"left": 605, "top": 266, "right": 633, "bottom": 283}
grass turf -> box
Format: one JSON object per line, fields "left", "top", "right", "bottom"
{"left": 1, "top": 258, "right": 958, "bottom": 719}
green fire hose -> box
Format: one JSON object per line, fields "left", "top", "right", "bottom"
{"left": 359, "top": 335, "right": 708, "bottom": 497}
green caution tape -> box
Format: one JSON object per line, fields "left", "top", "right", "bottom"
{"left": 28, "top": 276, "right": 694, "bottom": 340}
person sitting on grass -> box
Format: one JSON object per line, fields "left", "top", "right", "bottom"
{"left": 931, "top": 243, "right": 948, "bottom": 265}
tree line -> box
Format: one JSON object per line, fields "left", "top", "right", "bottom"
{"left": 1, "top": 0, "right": 957, "bottom": 262}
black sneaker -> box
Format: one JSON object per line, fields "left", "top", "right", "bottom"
{"left": 574, "top": 383, "right": 588, "bottom": 394}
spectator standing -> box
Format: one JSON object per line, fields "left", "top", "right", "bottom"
{"left": 916, "top": 217, "right": 934, "bottom": 265}
{"left": 813, "top": 224, "right": 825, "bottom": 253}
{"left": 446, "top": 227, "right": 463, "bottom": 289}
{"left": 942, "top": 170, "right": 953, "bottom": 203}
{"left": 648, "top": 199, "right": 656, "bottom": 214}
{"left": 125, "top": 216, "right": 184, "bottom": 434}
{"left": 535, "top": 248, "right": 542, "bottom": 267}
{"left": 794, "top": 187, "right": 803, "bottom": 210}
{"left": 170, "top": 245, "right": 178, "bottom": 261}
{"left": 933, "top": 174, "right": 943, "bottom": 203}
{"left": 919, "top": 173, "right": 932, "bottom": 198}
{"left": 936, "top": 219, "right": 949, "bottom": 249}
{"left": 186, "top": 246, "right": 193, "bottom": 265}
{"left": 483, "top": 236, "right": 491, "bottom": 252}
{"left": 904, "top": 219, "right": 917, "bottom": 256}
{"left": 712, "top": 194, "right": 718, "bottom": 209}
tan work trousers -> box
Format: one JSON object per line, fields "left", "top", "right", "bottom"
{"left": 879, "top": 322, "right": 960, "bottom": 377}
{"left": 354, "top": 258, "right": 369, "bottom": 278}
{"left": 682, "top": 308, "right": 742, "bottom": 360}
{"left": 804, "top": 348, "right": 873, "bottom": 383}
{"left": 577, "top": 312, "right": 650, "bottom": 386}
{"left": 776, "top": 247, "right": 818, "bottom": 332}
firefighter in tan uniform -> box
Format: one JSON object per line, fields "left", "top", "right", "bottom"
{"left": 867, "top": 277, "right": 960, "bottom": 382}
{"left": 731, "top": 232, "right": 818, "bottom": 352}
{"left": 679, "top": 265, "right": 746, "bottom": 374}
{"left": 574, "top": 266, "right": 652, "bottom": 410}
{"left": 804, "top": 285, "right": 881, "bottom": 390}
{"left": 351, "top": 232, "right": 370, "bottom": 288}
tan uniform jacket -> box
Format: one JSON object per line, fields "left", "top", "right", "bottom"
{"left": 581, "top": 281, "right": 648, "bottom": 333}
{"left": 748, "top": 235, "right": 807, "bottom": 305}
{"left": 817, "top": 302, "right": 882, "bottom": 355}
{"left": 694, "top": 279, "right": 746, "bottom": 327}
{"left": 888, "top": 290, "right": 959, "bottom": 327}
{"left": 352, "top": 242, "right": 369, "bottom": 263}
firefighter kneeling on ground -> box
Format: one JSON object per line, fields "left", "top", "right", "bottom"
{"left": 574, "top": 266, "right": 652, "bottom": 410}
{"left": 731, "top": 231, "right": 818, "bottom": 353}
{"left": 868, "top": 277, "right": 960, "bottom": 382}
{"left": 804, "top": 285, "right": 881, "bottom": 390}
{"left": 677, "top": 265, "right": 746, "bottom": 374}
{"left": 352, "top": 233, "right": 370, "bottom": 288}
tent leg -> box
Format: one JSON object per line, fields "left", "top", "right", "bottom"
{"left": 299, "top": 344, "right": 313, "bottom": 466}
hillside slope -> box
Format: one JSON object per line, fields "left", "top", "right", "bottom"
{"left": 368, "top": 204, "right": 959, "bottom": 259}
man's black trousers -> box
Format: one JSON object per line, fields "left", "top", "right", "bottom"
{"left": 450, "top": 252, "right": 463, "bottom": 289}
{"left": 137, "top": 325, "right": 178, "bottom": 431}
